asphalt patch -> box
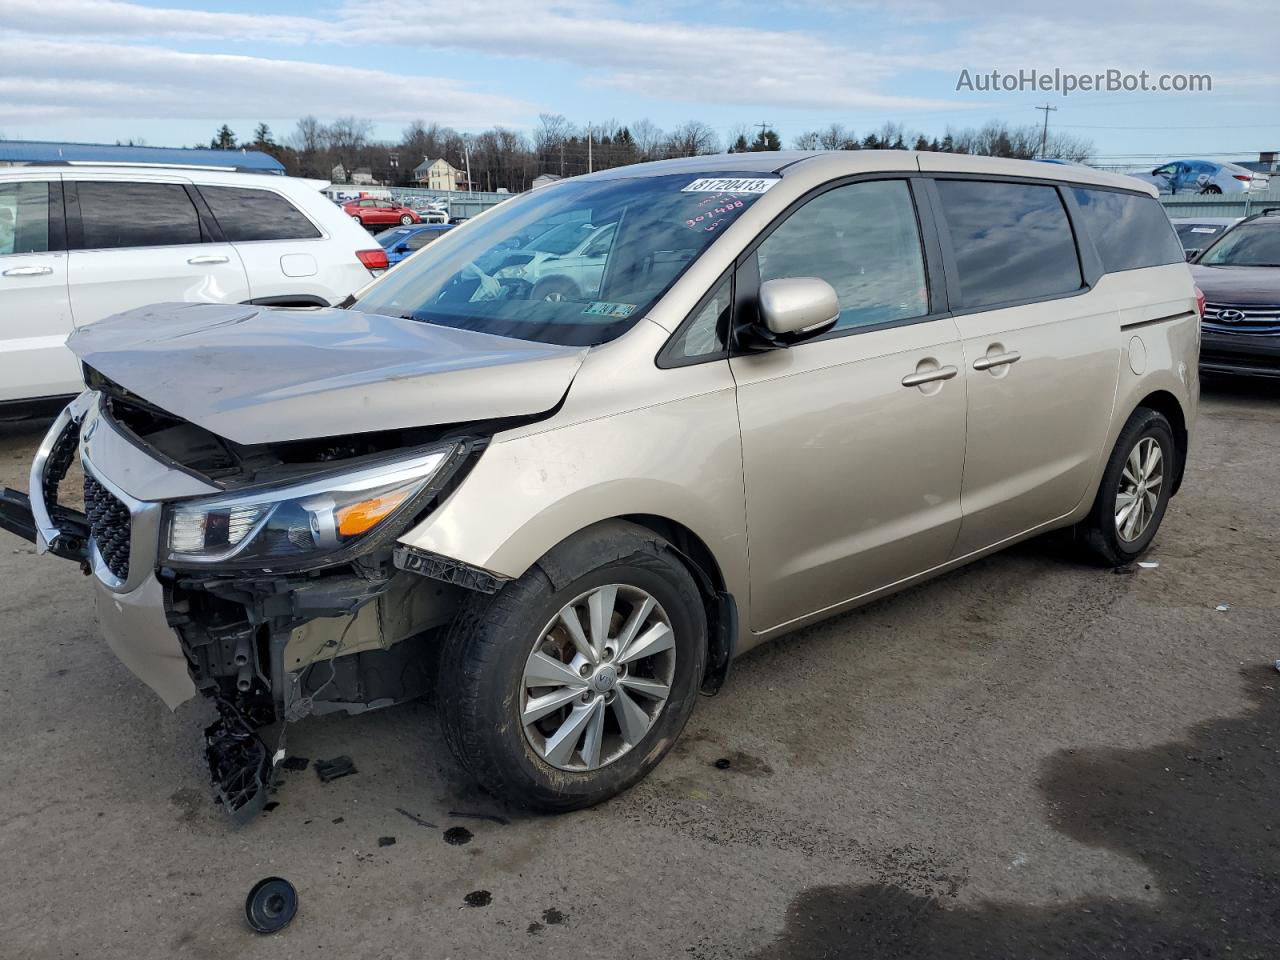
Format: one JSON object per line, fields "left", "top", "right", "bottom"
{"left": 749, "top": 664, "right": 1280, "bottom": 959}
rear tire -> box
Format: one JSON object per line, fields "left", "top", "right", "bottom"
{"left": 437, "top": 522, "right": 706, "bottom": 811}
{"left": 1076, "top": 408, "right": 1177, "bottom": 566}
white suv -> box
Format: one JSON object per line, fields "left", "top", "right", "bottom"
{"left": 0, "top": 165, "right": 388, "bottom": 407}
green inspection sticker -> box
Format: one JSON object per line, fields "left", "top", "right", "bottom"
{"left": 582, "top": 301, "right": 637, "bottom": 318}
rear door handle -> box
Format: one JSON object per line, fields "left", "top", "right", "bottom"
{"left": 187, "top": 255, "right": 230, "bottom": 265}
{"left": 973, "top": 350, "right": 1021, "bottom": 371}
{"left": 901, "top": 365, "right": 958, "bottom": 388}
{"left": 2, "top": 265, "right": 53, "bottom": 277}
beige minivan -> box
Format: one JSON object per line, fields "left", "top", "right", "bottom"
{"left": 1, "top": 151, "right": 1199, "bottom": 820}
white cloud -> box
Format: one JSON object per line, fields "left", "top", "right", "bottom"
{"left": 0, "top": 39, "right": 532, "bottom": 128}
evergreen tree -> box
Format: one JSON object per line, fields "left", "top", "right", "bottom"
{"left": 730, "top": 134, "right": 750, "bottom": 153}
{"left": 750, "top": 128, "right": 781, "bottom": 151}
{"left": 210, "top": 125, "right": 237, "bottom": 150}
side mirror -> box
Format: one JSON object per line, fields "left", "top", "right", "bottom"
{"left": 1185, "top": 249, "right": 1199, "bottom": 262}
{"left": 395, "top": 243, "right": 410, "bottom": 253}
{"left": 758, "top": 277, "right": 840, "bottom": 338}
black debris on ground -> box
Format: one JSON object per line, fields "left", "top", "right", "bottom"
{"left": 713, "top": 757, "right": 732, "bottom": 769}
{"left": 377, "top": 836, "right": 396, "bottom": 848}
{"left": 395, "top": 807, "right": 438, "bottom": 829}
{"left": 262, "top": 801, "right": 280, "bottom": 813}
{"left": 315, "top": 756, "right": 357, "bottom": 783}
{"left": 527, "top": 922, "right": 544, "bottom": 935}
{"left": 542, "top": 907, "right": 567, "bottom": 925}
{"left": 332, "top": 816, "right": 345, "bottom": 824}
{"left": 463, "top": 890, "right": 492, "bottom": 908}
{"left": 281, "top": 756, "right": 310, "bottom": 772}
{"left": 443, "top": 826, "right": 473, "bottom": 846}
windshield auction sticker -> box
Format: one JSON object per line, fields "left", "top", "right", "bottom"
{"left": 682, "top": 177, "right": 779, "bottom": 194}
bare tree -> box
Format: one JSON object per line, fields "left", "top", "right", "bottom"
{"left": 291, "top": 115, "right": 327, "bottom": 154}
{"left": 663, "top": 120, "right": 719, "bottom": 158}
{"left": 629, "top": 119, "right": 664, "bottom": 161}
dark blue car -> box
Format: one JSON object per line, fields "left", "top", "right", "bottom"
{"left": 375, "top": 223, "right": 454, "bottom": 267}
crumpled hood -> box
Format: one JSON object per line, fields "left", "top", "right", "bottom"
{"left": 1190, "top": 265, "right": 1280, "bottom": 305}
{"left": 68, "top": 302, "right": 587, "bottom": 445}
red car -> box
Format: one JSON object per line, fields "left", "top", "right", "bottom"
{"left": 342, "top": 198, "right": 421, "bottom": 228}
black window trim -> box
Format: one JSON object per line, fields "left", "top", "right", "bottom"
{"left": 925, "top": 172, "right": 1099, "bottom": 318}
{"left": 654, "top": 266, "right": 734, "bottom": 369}
{"left": 63, "top": 178, "right": 216, "bottom": 251}
{"left": 193, "top": 183, "right": 326, "bottom": 244}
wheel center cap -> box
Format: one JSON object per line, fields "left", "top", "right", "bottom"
{"left": 591, "top": 664, "right": 618, "bottom": 693}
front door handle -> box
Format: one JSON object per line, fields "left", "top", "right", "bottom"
{"left": 973, "top": 350, "right": 1021, "bottom": 371}
{"left": 2, "top": 265, "right": 53, "bottom": 277}
{"left": 901, "top": 365, "right": 958, "bottom": 388}
{"left": 187, "top": 255, "right": 230, "bottom": 265}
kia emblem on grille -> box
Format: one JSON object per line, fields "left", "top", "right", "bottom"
{"left": 1217, "top": 309, "right": 1247, "bottom": 323}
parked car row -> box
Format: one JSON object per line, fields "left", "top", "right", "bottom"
{"left": 1, "top": 151, "right": 1203, "bottom": 822}
{"left": 0, "top": 166, "right": 387, "bottom": 406}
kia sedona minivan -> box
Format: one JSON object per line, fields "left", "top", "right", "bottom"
{"left": 0, "top": 165, "right": 387, "bottom": 408}
{"left": 0, "top": 151, "right": 1199, "bottom": 820}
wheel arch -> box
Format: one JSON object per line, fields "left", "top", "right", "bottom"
{"left": 1133, "top": 389, "right": 1189, "bottom": 494}
{"left": 533, "top": 515, "right": 738, "bottom": 696}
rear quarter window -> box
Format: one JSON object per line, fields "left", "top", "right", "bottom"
{"left": 936, "top": 179, "right": 1083, "bottom": 309}
{"left": 1071, "top": 187, "right": 1184, "bottom": 272}
{"left": 199, "top": 186, "right": 322, "bottom": 242}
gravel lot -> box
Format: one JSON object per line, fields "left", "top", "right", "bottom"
{"left": 1, "top": 378, "right": 1276, "bottom": 960}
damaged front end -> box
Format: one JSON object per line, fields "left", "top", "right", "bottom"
{"left": 2, "top": 380, "right": 515, "bottom": 822}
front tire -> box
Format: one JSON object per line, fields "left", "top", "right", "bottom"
{"left": 1077, "top": 408, "right": 1177, "bottom": 566}
{"left": 400, "top": 214, "right": 414, "bottom": 225}
{"left": 437, "top": 522, "right": 707, "bottom": 811}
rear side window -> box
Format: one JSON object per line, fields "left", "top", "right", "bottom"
{"left": 407, "top": 230, "right": 442, "bottom": 250}
{"left": 78, "top": 181, "right": 202, "bottom": 249}
{"left": 199, "top": 186, "right": 322, "bottom": 242}
{"left": 936, "top": 180, "right": 1082, "bottom": 309}
{"left": 0, "top": 182, "right": 51, "bottom": 255}
{"left": 1071, "top": 187, "right": 1184, "bottom": 272}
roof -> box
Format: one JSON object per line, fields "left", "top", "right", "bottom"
{"left": 575, "top": 149, "right": 1155, "bottom": 196}
{"left": 0, "top": 139, "right": 285, "bottom": 173}
{"left": 413, "top": 157, "right": 459, "bottom": 175}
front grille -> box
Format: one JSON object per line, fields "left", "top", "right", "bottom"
{"left": 84, "top": 472, "right": 131, "bottom": 581}
{"left": 1203, "top": 302, "right": 1280, "bottom": 336}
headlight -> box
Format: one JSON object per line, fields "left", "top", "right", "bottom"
{"left": 162, "top": 444, "right": 466, "bottom": 569}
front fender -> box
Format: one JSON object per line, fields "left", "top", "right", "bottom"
{"left": 398, "top": 387, "right": 749, "bottom": 606}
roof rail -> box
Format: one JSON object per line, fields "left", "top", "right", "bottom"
{"left": 5, "top": 160, "right": 283, "bottom": 175}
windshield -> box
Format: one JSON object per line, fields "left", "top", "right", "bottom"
{"left": 1199, "top": 222, "right": 1280, "bottom": 266}
{"left": 351, "top": 172, "right": 775, "bottom": 346}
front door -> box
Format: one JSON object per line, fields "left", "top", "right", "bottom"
{"left": 730, "top": 178, "right": 968, "bottom": 632}
{"left": 0, "top": 174, "right": 76, "bottom": 401}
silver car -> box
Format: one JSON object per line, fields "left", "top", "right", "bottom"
{"left": 0, "top": 152, "right": 1200, "bottom": 820}
{"left": 1132, "top": 159, "right": 1267, "bottom": 196}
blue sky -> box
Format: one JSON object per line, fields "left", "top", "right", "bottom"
{"left": 2, "top": 0, "right": 1277, "bottom": 166}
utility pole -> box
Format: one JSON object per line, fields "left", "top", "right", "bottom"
{"left": 587, "top": 122, "right": 593, "bottom": 174}
{"left": 1035, "top": 104, "right": 1057, "bottom": 158}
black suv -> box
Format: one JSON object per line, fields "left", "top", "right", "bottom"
{"left": 1192, "top": 210, "right": 1280, "bottom": 377}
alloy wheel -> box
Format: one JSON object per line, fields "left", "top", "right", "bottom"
{"left": 1115, "top": 436, "right": 1164, "bottom": 542}
{"left": 520, "top": 584, "right": 676, "bottom": 772}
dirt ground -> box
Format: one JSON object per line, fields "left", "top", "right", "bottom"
{"left": 0, "top": 377, "right": 1276, "bottom": 960}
